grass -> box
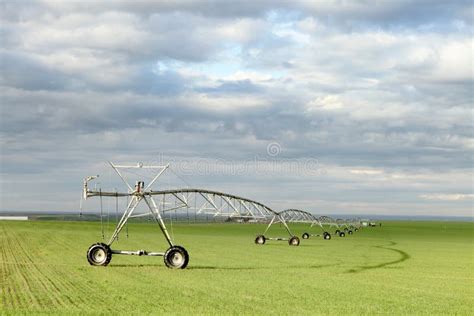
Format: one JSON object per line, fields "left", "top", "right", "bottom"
{"left": 1, "top": 220, "right": 473, "bottom": 315}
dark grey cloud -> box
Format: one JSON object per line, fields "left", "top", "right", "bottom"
{"left": 7, "top": 0, "right": 470, "bottom": 26}
{"left": 0, "top": 51, "right": 75, "bottom": 91}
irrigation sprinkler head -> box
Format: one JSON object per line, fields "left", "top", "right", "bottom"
{"left": 87, "top": 175, "right": 99, "bottom": 181}
{"left": 83, "top": 175, "right": 99, "bottom": 200}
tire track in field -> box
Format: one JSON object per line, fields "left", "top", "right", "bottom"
{"left": 1, "top": 224, "right": 109, "bottom": 312}
{"left": 346, "top": 241, "right": 410, "bottom": 273}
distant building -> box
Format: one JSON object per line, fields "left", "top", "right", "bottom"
{"left": 0, "top": 216, "right": 28, "bottom": 221}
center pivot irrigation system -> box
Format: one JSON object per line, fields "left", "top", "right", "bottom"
{"left": 255, "top": 209, "right": 331, "bottom": 245}
{"left": 82, "top": 162, "right": 368, "bottom": 269}
{"left": 317, "top": 216, "right": 361, "bottom": 237}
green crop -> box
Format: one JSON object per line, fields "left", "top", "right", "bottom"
{"left": 1, "top": 220, "right": 472, "bottom": 314}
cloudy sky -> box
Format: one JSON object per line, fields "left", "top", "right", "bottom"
{"left": 0, "top": 0, "right": 472, "bottom": 217}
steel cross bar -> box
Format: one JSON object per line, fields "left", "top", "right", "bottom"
{"left": 107, "top": 195, "right": 141, "bottom": 245}
{"left": 144, "top": 164, "right": 169, "bottom": 191}
{"left": 143, "top": 196, "right": 173, "bottom": 247}
{"left": 222, "top": 196, "right": 241, "bottom": 217}
{"left": 240, "top": 200, "right": 255, "bottom": 217}
{"left": 263, "top": 215, "right": 277, "bottom": 235}
{"left": 170, "top": 193, "right": 188, "bottom": 207}
{"left": 202, "top": 194, "right": 222, "bottom": 216}
{"left": 109, "top": 162, "right": 134, "bottom": 193}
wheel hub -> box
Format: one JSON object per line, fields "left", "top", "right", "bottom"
{"left": 92, "top": 248, "right": 106, "bottom": 263}
{"left": 171, "top": 251, "right": 184, "bottom": 266}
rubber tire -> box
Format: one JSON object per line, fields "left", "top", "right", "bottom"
{"left": 164, "top": 245, "right": 189, "bottom": 269}
{"left": 288, "top": 236, "right": 300, "bottom": 246}
{"left": 348, "top": 230, "right": 353, "bottom": 235}
{"left": 355, "top": 228, "right": 359, "bottom": 232}
{"left": 87, "top": 243, "right": 112, "bottom": 266}
{"left": 255, "top": 235, "right": 266, "bottom": 245}
{"left": 344, "top": 228, "right": 349, "bottom": 232}
{"left": 302, "top": 233, "right": 310, "bottom": 239}
{"left": 335, "top": 229, "right": 340, "bottom": 235}
{"left": 339, "top": 232, "right": 345, "bottom": 237}
{"left": 323, "top": 232, "right": 331, "bottom": 240}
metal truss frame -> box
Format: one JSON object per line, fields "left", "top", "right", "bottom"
{"left": 258, "top": 209, "right": 331, "bottom": 243}
{"left": 83, "top": 162, "right": 301, "bottom": 268}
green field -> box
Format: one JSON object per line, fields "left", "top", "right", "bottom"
{"left": 1, "top": 220, "right": 473, "bottom": 314}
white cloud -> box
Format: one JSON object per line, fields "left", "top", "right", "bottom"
{"left": 186, "top": 93, "right": 269, "bottom": 111}
{"left": 216, "top": 18, "right": 268, "bottom": 44}
{"left": 419, "top": 194, "right": 474, "bottom": 201}
{"left": 350, "top": 169, "right": 384, "bottom": 175}
{"left": 430, "top": 39, "right": 474, "bottom": 83}
{"left": 306, "top": 95, "right": 344, "bottom": 111}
